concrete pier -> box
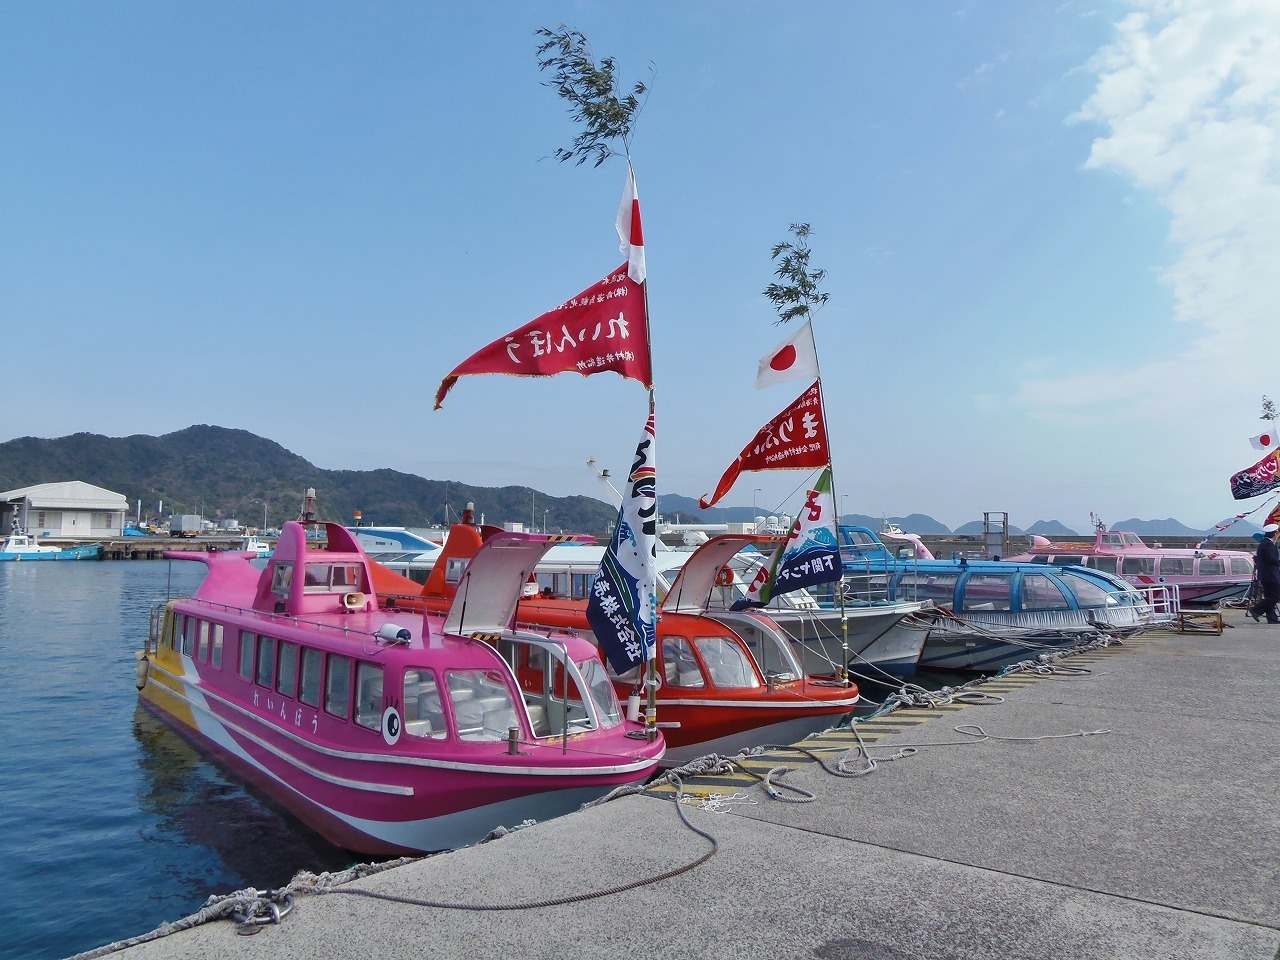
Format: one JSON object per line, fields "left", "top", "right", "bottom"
{"left": 96, "top": 614, "right": 1280, "bottom": 960}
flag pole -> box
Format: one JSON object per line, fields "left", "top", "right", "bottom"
{"left": 813, "top": 377, "right": 851, "bottom": 687}
{"left": 807, "top": 319, "right": 851, "bottom": 688}
{"left": 628, "top": 156, "right": 661, "bottom": 744}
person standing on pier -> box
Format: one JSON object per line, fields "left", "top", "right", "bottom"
{"left": 1249, "top": 523, "right": 1280, "bottom": 624}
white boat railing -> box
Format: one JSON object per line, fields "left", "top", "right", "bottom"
{"left": 1131, "top": 583, "right": 1179, "bottom": 623}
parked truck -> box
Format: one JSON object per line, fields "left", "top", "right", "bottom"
{"left": 170, "top": 515, "right": 202, "bottom": 538}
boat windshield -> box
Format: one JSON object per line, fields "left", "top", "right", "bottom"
{"left": 493, "top": 636, "right": 621, "bottom": 736}
{"left": 1059, "top": 572, "right": 1119, "bottom": 608}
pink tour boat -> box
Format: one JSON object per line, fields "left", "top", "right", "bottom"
{"left": 136, "top": 519, "right": 665, "bottom": 856}
{"left": 1005, "top": 518, "right": 1254, "bottom": 606}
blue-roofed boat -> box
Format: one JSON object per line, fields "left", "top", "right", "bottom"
{"left": 835, "top": 525, "right": 1167, "bottom": 671}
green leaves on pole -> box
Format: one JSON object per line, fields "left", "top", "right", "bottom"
{"left": 535, "top": 25, "right": 649, "bottom": 167}
{"left": 764, "top": 222, "right": 829, "bottom": 326}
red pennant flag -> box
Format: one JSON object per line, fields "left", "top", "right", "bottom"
{"left": 699, "top": 381, "right": 830, "bottom": 509}
{"left": 434, "top": 264, "right": 651, "bottom": 408}
{"left": 1266, "top": 501, "right": 1280, "bottom": 528}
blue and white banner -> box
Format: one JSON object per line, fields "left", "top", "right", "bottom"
{"left": 743, "top": 467, "right": 842, "bottom": 606}
{"left": 587, "top": 411, "right": 658, "bottom": 674}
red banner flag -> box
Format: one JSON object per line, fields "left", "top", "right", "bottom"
{"left": 434, "top": 264, "right": 651, "bottom": 408}
{"left": 1229, "top": 448, "right": 1280, "bottom": 500}
{"left": 699, "top": 381, "right": 829, "bottom": 509}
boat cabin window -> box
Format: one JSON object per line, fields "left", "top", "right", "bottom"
{"left": 1020, "top": 574, "right": 1069, "bottom": 611}
{"left": 239, "top": 632, "right": 255, "bottom": 680}
{"left": 1122, "top": 534, "right": 1144, "bottom": 546}
{"left": 731, "top": 619, "right": 803, "bottom": 682}
{"left": 402, "top": 669, "right": 447, "bottom": 739}
{"left": 196, "top": 620, "right": 210, "bottom": 661}
{"left": 1230, "top": 558, "right": 1253, "bottom": 576}
{"left": 169, "top": 613, "right": 184, "bottom": 651}
{"left": 571, "top": 572, "right": 595, "bottom": 599}
{"left": 1102, "top": 534, "right": 1126, "bottom": 547}
{"left": 535, "top": 572, "right": 569, "bottom": 598}
{"left": 1053, "top": 555, "right": 1084, "bottom": 566}
{"left": 661, "top": 636, "right": 705, "bottom": 688}
{"left": 1029, "top": 555, "right": 1052, "bottom": 564}
{"left": 277, "top": 642, "right": 298, "bottom": 698}
{"left": 325, "top": 654, "right": 352, "bottom": 719}
{"left": 271, "top": 564, "right": 293, "bottom": 597}
{"left": 961, "top": 574, "right": 1012, "bottom": 612}
{"left": 256, "top": 636, "right": 276, "bottom": 687}
{"left": 180, "top": 616, "right": 195, "bottom": 657}
{"left": 303, "top": 563, "right": 362, "bottom": 594}
{"left": 1158, "top": 558, "right": 1193, "bottom": 577}
{"left": 1085, "top": 556, "right": 1118, "bottom": 574}
{"left": 354, "top": 663, "right": 384, "bottom": 730}
{"left": 211, "top": 625, "right": 224, "bottom": 669}
{"left": 693, "top": 636, "right": 761, "bottom": 689}
{"left": 444, "top": 557, "right": 468, "bottom": 585}
{"left": 1122, "top": 558, "right": 1155, "bottom": 576}
{"left": 1197, "top": 558, "right": 1224, "bottom": 576}
{"left": 894, "top": 572, "right": 959, "bottom": 606}
{"left": 446, "top": 669, "right": 519, "bottom": 741}
{"left": 299, "top": 648, "right": 322, "bottom": 707}
{"left": 1059, "top": 573, "right": 1117, "bottom": 609}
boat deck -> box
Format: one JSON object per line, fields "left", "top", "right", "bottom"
{"left": 93, "top": 613, "right": 1280, "bottom": 960}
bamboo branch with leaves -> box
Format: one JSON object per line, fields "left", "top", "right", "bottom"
{"left": 764, "top": 223, "right": 829, "bottom": 325}
{"left": 535, "top": 25, "right": 649, "bottom": 166}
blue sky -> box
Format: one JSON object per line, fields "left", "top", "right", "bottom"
{"left": 2, "top": 1, "right": 1277, "bottom": 533}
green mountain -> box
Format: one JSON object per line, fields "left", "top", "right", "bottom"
{"left": 0, "top": 425, "right": 618, "bottom": 535}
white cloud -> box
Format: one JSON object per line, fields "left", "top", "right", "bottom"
{"left": 1021, "top": 0, "right": 1280, "bottom": 418}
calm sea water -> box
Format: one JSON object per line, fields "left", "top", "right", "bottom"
{"left": 0, "top": 561, "right": 358, "bottom": 960}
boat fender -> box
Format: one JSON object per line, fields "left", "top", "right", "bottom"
{"left": 626, "top": 686, "right": 642, "bottom": 722}
{"left": 134, "top": 652, "right": 150, "bottom": 691}
{"left": 376, "top": 623, "right": 412, "bottom": 643}
{"left": 715, "top": 566, "right": 735, "bottom": 587}
{"left": 341, "top": 591, "right": 366, "bottom": 611}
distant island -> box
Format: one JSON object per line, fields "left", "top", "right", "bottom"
{"left": 0, "top": 425, "right": 1255, "bottom": 538}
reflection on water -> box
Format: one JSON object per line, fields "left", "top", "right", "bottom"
{"left": 0, "top": 561, "right": 360, "bottom": 960}
{"left": 132, "top": 706, "right": 355, "bottom": 884}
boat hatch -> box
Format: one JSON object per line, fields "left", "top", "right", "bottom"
{"left": 661, "top": 534, "right": 783, "bottom": 615}
{"left": 444, "top": 534, "right": 592, "bottom": 636}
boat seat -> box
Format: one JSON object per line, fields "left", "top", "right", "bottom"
{"left": 525, "top": 702, "right": 550, "bottom": 737}
{"left": 482, "top": 706, "right": 519, "bottom": 738}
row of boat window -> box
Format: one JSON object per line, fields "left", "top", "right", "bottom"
{"left": 1028, "top": 555, "right": 1252, "bottom": 577}
{"left": 167, "top": 612, "right": 602, "bottom": 743}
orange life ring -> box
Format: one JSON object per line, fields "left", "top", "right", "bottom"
{"left": 714, "top": 566, "right": 735, "bottom": 587}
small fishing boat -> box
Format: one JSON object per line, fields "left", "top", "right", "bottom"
{"left": 136, "top": 520, "right": 664, "bottom": 855}
{"left": 0, "top": 526, "right": 101, "bottom": 562}
{"left": 369, "top": 522, "right": 862, "bottom": 766}
{"left": 238, "top": 535, "right": 272, "bottom": 558}
{"left": 1004, "top": 517, "right": 1254, "bottom": 606}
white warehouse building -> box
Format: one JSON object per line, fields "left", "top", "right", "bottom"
{"left": 1, "top": 480, "right": 128, "bottom": 540}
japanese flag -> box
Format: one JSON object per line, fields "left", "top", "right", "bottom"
{"left": 1251, "top": 431, "right": 1277, "bottom": 451}
{"left": 756, "top": 320, "right": 819, "bottom": 390}
{"left": 616, "top": 166, "right": 646, "bottom": 285}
